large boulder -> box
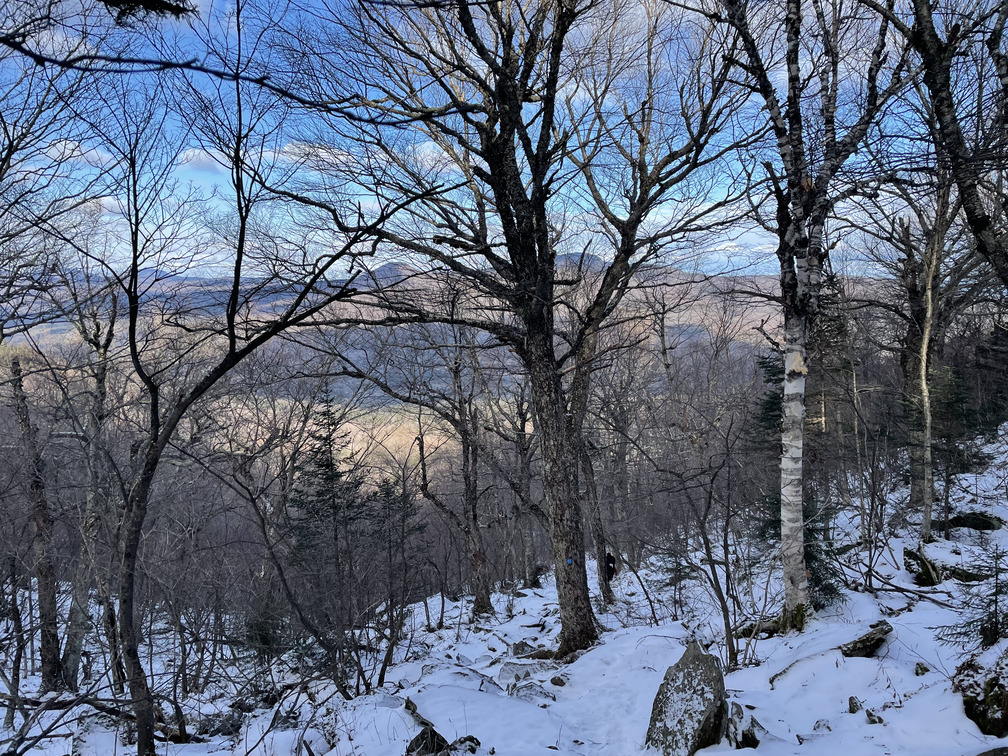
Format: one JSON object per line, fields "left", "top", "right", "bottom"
{"left": 645, "top": 642, "right": 727, "bottom": 756}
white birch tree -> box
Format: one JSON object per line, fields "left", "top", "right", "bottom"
{"left": 715, "top": 0, "right": 907, "bottom": 628}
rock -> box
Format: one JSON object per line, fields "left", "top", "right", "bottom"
{"left": 904, "top": 546, "right": 942, "bottom": 586}
{"left": 195, "top": 710, "right": 243, "bottom": 738}
{"left": 839, "top": 620, "right": 893, "bottom": 658}
{"left": 406, "top": 725, "right": 450, "bottom": 756}
{"left": 405, "top": 697, "right": 435, "bottom": 729}
{"left": 72, "top": 712, "right": 122, "bottom": 756}
{"left": 955, "top": 650, "right": 1008, "bottom": 736}
{"left": 496, "top": 659, "right": 551, "bottom": 685}
{"left": 511, "top": 640, "right": 534, "bottom": 656}
{"left": 451, "top": 735, "right": 481, "bottom": 754}
{"left": 976, "top": 749, "right": 1008, "bottom": 756}
{"left": 915, "top": 662, "right": 930, "bottom": 676}
{"left": 933, "top": 512, "right": 1004, "bottom": 532}
{"left": 645, "top": 641, "right": 727, "bottom": 756}
{"left": 512, "top": 680, "right": 556, "bottom": 703}
{"left": 848, "top": 696, "right": 862, "bottom": 714}
{"left": 725, "top": 701, "right": 768, "bottom": 749}
{"left": 550, "top": 676, "right": 566, "bottom": 687}
{"left": 865, "top": 709, "right": 883, "bottom": 725}
{"left": 528, "top": 648, "right": 556, "bottom": 660}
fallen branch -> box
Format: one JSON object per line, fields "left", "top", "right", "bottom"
{"left": 0, "top": 692, "right": 208, "bottom": 743}
{"left": 867, "top": 571, "right": 956, "bottom": 609}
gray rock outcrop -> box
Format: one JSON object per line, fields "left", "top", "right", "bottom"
{"left": 645, "top": 642, "right": 727, "bottom": 756}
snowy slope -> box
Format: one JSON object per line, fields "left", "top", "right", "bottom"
{"left": 9, "top": 428, "right": 1008, "bottom": 756}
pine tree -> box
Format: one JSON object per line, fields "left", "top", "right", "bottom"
{"left": 287, "top": 386, "right": 366, "bottom": 647}
{"left": 939, "top": 545, "right": 1008, "bottom": 649}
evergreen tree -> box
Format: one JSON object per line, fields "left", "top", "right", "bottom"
{"left": 287, "top": 386, "right": 366, "bottom": 646}
{"left": 938, "top": 545, "right": 1008, "bottom": 649}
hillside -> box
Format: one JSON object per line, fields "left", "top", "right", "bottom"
{"left": 7, "top": 426, "right": 1002, "bottom": 756}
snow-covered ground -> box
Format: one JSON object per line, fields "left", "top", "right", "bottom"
{"left": 9, "top": 429, "right": 1008, "bottom": 756}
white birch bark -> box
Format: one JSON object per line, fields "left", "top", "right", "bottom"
{"left": 781, "top": 319, "right": 810, "bottom": 623}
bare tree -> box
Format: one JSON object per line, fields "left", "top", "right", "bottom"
{"left": 716, "top": 0, "right": 908, "bottom": 629}
{"left": 7, "top": 357, "right": 63, "bottom": 692}
{"left": 64, "top": 6, "right": 389, "bottom": 750}
{"left": 854, "top": 0, "right": 1008, "bottom": 287}
{"left": 282, "top": 0, "right": 747, "bottom": 653}
{"left": 333, "top": 308, "right": 498, "bottom": 616}
{"left": 849, "top": 164, "right": 992, "bottom": 543}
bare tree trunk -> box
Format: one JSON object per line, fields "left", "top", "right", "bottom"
{"left": 515, "top": 417, "right": 539, "bottom": 589}
{"left": 467, "top": 532, "right": 493, "bottom": 617}
{"left": 62, "top": 352, "right": 111, "bottom": 690}
{"left": 522, "top": 502, "right": 539, "bottom": 589}
{"left": 98, "top": 587, "right": 125, "bottom": 695}
{"left": 780, "top": 315, "right": 810, "bottom": 630}
{"left": 10, "top": 357, "right": 64, "bottom": 692}
{"left": 526, "top": 334, "right": 597, "bottom": 656}
{"left": 581, "top": 447, "right": 614, "bottom": 605}
{"left": 462, "top": 428, "right": 493, "bottom": 616}
{"left": 4, "top": 556, "right": 24, "bottom": 729}
{"left": 120, "top": 468, "right": 157, "bottom": 756}
{"left": 918, "top": 264, "right": 937, "bottom": 543}
{"left": 906, "top": 340, "right": 936, "bottom": 543}
{"left": 611, "top": 411, "right": 634, "bottom": 565}
{"left": 720, "top": 0, "right": 900, "bottom": 631}
{"left": 907, "top": 0, "right": 1008, "bottom": 288}
{"left": 697, "top": 521, "right": 738, "bottom": 669}
{"left": 61, "top": 556, "right": 92, "bottom": 692}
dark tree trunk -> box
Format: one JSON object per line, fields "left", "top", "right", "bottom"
{"left": 526, "top": 331, "right": 597, "bottom": 655}
{"left": 462, "top": 428, "right": 493, "bottom": 616}
{"left": 120, "top": 465, "right": 157, "bottom": 756}
{"left": 10, "top": 357, "right": 64, "bottom": 693}
{"left": 909, "top": 0, "right": 1008, "bottom": 288}
{"left": 4, "top": 556, "right": 24, "bottom": 729}
{"left": 99, "top": 588, "right": 126, "bottom": 695}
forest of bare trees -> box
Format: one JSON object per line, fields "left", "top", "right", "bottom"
{"left": 0, "top": 0, "right": 1007, "bottom": 754}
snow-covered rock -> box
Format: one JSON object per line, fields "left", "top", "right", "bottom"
{"left": 955, "top": 644, "right": 1008, "bottom": 736}
{"left": 644, "top": 641, "right": 726, "bottom": 756}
